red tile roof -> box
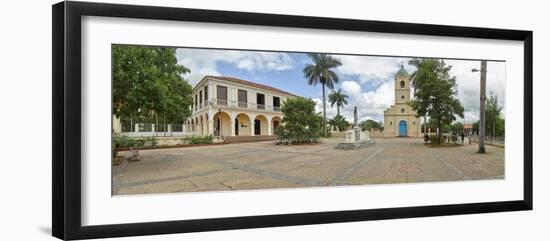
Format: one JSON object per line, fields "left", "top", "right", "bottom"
{"left": 197, "top": 75, "right": 298, "bottom": 97}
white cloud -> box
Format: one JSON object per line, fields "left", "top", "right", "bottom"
{"left": 335, "top": 55, "right": 411, "bottom": 85}
{"left": 321, "top": 56, "right": 506, "bottom": 125}
{"left": 314, "top": 80, "right": 393, "bottom": 123}
{"left": 446, "top": 60, "right": 506, "bottom": 123}
{"left": 176, "top": 48, "right": 294, "bottom": 85}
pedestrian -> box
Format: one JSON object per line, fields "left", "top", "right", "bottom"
{"left": 461, "top": 132, "right": 465, "bottom": 144}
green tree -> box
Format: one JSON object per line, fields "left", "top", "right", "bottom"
{"left": 277, "top": 97, "right": 322, "bottom": 143}
{"left": 408, "top": 58, "right": 464, "bottom": 144}
{"left": 328, "top": 89, "right": 349, "bottom": 116}
{"left": 360, "top": 119, "right": 383, "bottom": 132}
{"left": 303, "top": 53, "right": 342, "bottom": 136}
{"left": 450, "top": 122, "right": 464, "bottom": 134}
{"left": 485, "top": 92, "right": 503, "bottom": 138}
{"left": 328, "top": 115, "right": 349, "bottom": 131}
{"left": 112, "top": 45, "right": 193, "bottom": 127}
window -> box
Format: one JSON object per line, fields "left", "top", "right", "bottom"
{"left": 204, "top": 87, "right": 208, "bottom": 105}
{"left": 273, "top": 96, "right": 280, "bottom": 111}
{"left": 238, "top": 89, "right": 247, "bottom": 108}
{"left": 216, "top": 85, "right": 228, "bottom": 106}
{"left": 401, "top": 108, "right": 405, "bottom": 113}
{"left": 390, "top": 121, "right": 392, "bottom": 125}
{"left": 199, "top": 90, "right": 203, "bottom": 107}
{"left": 400, "top": 81, "right": 405, "bottom": 88}
{"left": 401, "top": 95, "right": 405, "bottom": 99}
{"left": 257, "top": 93, "right": 265, "bottom": 110}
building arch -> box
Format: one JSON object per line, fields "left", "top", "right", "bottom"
{"left": 235, "top": 113, "right": 252, "bottom": 136}
{"left": 212, "top": 111, "right": 232, "bottom": 137}
{"left": 271, "top": 115, "right": 283, "bottom": 132}
{"left": 253, "top": 114, "right": 269, "bottom": 136}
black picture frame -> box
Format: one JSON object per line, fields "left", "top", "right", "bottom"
{"left": 52, "top": 1, "right": 533, "bottom": 240}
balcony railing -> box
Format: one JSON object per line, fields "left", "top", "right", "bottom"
{"left": 207, "top": 98, "right": 282, "bottom": 112}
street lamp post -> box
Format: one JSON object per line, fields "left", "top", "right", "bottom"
{"left": 472, "top": 60, "right": 487, "bottom": 153}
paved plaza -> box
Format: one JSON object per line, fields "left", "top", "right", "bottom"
{"left": 112, "top": 138, "right": 504, "bottom": 195}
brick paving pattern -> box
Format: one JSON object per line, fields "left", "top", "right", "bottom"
{"left": 113, "top": 138, "right": 504, "bottom": 195}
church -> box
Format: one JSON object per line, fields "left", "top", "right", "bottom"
{"left": 383, "top": 65, "right": 421, "bottom": 137}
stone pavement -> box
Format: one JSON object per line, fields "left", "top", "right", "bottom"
{"left": 112, "top": 137, "right": 504, "bottom": 195}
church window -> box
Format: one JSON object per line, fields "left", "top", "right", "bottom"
{"left": 401, "top": 95, "right": 405, "bottom": 99}
{"left": 390, "top": 122, "right": 392, "bottom": 125}
{"left": 400, "top": 81, "right": 405, "bottom": 88}
{"left": 400, "top": 108, "right": 405, "bottom": 113}
{"left": 413, "top": 121, "right": 416, "bottom": 125}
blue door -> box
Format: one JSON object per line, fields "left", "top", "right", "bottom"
{"left": 399, "top": 120, "right": 407, "bottom": 137}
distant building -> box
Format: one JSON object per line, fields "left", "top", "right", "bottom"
{"left": 383, "top": 65, "right": 421, "bottom": 137}
{"left": 185, "top": 76, "right": 297, "bottom": 137}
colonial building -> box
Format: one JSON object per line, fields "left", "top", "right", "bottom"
{"left": 185, "top": 76, "right": 297, "bottom": 138}
{"left": 383, "top": 66, "right": 421, "bottom": 137}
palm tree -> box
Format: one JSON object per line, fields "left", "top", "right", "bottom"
{"left": 303, "top": 53, "right": 342, "bottom": 135}
{"left": 328, "top": 89, "right": 348, "bottom": 116}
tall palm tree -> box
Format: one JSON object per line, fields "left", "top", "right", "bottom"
{"left": 328, "top": 89, "right": 348, "bottom": 116}
{"left": 303, "top": 53, "right": 342, "bottom": 135}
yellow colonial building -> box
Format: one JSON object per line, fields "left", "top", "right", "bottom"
{"left": 185, "top": 76, "right": 297, "bottom": 138}
{"left": 383, "top": 66, "right": 421, "bottom": 137}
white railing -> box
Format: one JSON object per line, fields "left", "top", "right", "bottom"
{"left": 208, "top": 98, "right": 282, "bottom": 112}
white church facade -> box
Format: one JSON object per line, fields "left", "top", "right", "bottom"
{"left": 383, "top": 65, "right": 421, "bottom": 137}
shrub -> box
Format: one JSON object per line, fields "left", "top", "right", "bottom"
{"left": 183, "top": 135, "right": 214, "bottom": 144}
{"left": 428, "top": 134, "right": 445, "bottom": 144}
{"left": 145, "top": 136, "right": 158, "bottom": 146}
{"left": 113, "top": 135, "right": 147, "bottom": 148}
{"left": 451, "top": 134, "right": 458, "bottom": 143}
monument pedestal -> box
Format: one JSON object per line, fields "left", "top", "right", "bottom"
{"left": 335, "top": 106, "right": 375, "bottom": 150}
{"left": 336, "top": 127, "right": 373, "bottom": 150}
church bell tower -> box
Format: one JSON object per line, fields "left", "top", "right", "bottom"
{"left": 395, "top": 64, "right": 411, "bottom": 104}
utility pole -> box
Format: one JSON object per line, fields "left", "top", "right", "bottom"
{"left": 474, "top": 61, "right": 487, "bottom": 153}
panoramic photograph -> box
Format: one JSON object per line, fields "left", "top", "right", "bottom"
{"left": 111, "top": 45, "right": 506, "bottom": 196}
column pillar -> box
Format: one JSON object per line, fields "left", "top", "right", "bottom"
{"left": 250, "top": 115, "right": 255, "bottom": 136}
{"left": 267, "top": 116, "right": 272, "bottom": 136}
{"left": 230, "top": 118, "right": 236, "bottom": 136}
{"left": 208, "top": 120, "right": 214, "bottom": 136}
{"left": 134, "top": 124, "right": 139, "bottom": 133}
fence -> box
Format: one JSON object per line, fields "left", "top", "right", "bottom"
{"left": 118, "top": 122, "right": 195, "bottom": 137}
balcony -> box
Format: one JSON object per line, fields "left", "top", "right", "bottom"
{"left": 208, "top": 98, "right": 282, "bottom": 112}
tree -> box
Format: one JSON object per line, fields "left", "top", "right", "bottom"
{"left": 328, "top": 115, "right": 349, "bottom": 132}
{"left": 112, "top": 45, "right": 193, "bottom": 128}
{"left": 276, "top": 97, "right": 322, "bottom": 143}
{"left": 328, "top": 89, "right": 349, "bottom": 116}
{"left": 360, "top": 119, "right": 383, "bottom": 132}
{"left": 303, "top": 53, "right": 342, "bottom": 136}
{"left": 408, "top": 58, "right": 464, "bottom": 144}
{"left": 450, "top": 122, "right": 464, "bottom": 134}
{"left": 485, "top": 92, "right": 503, "bottom": 139}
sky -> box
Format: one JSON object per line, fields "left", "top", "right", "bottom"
{"left": 175, "top": 48, "right": 506, "bottom": 124}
